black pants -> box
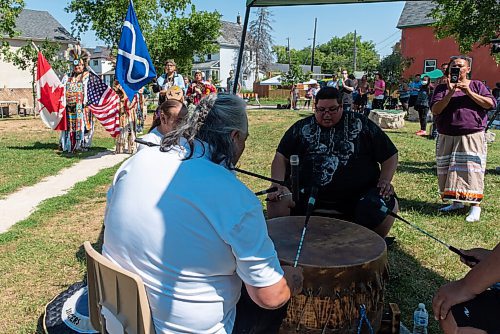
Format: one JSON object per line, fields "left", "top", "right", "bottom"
{"left": 416, "top": 105, "right": 428, "bottom": 131}
{"left": 232, "top": 285, "right": 288, "bottom": 334}
{"left": 372, "top": 98, "right": 384, "bottom": 110}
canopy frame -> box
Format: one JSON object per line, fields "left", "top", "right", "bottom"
{"left": 233, "top": 0, "right": 427, "bottom": 94}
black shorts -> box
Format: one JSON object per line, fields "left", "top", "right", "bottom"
{"left": 409, "top": 95, "right": 418, "bottom": 107}
{"left": 451, "top": 289, "right": 500, "bottom": 333}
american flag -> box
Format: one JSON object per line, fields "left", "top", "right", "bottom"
{"left": 87, "top": 72, "right": 120, "bottom": 138}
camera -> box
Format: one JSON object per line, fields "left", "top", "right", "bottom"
{"left": 450, "top": 67, "right": 460, "bottom": 83}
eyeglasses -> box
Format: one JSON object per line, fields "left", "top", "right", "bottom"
{"left": 342, "top": 72, "right": 348, "bottom": 74}
{"left": 316, "top": 106, "right": 341, "bottom": 114}
{"left": 165, "top": 64, "right": 175, "bottom": 67}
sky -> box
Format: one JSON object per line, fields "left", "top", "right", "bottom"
{"left": 23, "top": 0, "right": 406, "bottom": 57}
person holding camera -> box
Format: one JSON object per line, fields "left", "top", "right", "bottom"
{"left": 430, "top": 56, "right": 497, "bottom": 222}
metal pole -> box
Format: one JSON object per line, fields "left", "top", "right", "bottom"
{"left": 353, "top": 30, "right": 357, "bottom": 72}
{"left": 311, "top": 18, "right": 317, "bottom": 73}
{"left": 234, "top": 6, "right": 251, "bottom": 95}
{"left": 287, "top": 37, "right": 291, "bottom": 71}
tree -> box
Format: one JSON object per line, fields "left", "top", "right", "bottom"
{"left": 377, "top": 43, "right": 413, "bottom": 94}
{"left": 431, "top": 0, "right": 500, "bottom": 57}
{"left": 248, "top": 8, "right": 274, "bottom": 81}
{"left": 65, "top": 0, "right": 222, "bottom": 74}
{"left": 280, "top": 64, "right": 309, "bottom": 87}
{"left": 0, "top": 0, "right": 23, "bottom": 38}
{"left": 274, "top": 33, "right": 380, "bottom": 75}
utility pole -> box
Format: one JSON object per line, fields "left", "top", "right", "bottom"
{"left": 353, "top": 30, "right": 357, "bottom": 72}
{"left": 287, "top": 37, "right": 291, "bottom": 72}
{"left": 311, "top": 18, "right": 317, "bottom": 73}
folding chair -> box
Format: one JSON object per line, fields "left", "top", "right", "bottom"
{"left": 84, "top": 241, "right": 156, "bottom": 334}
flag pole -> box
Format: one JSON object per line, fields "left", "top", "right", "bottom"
{"left": 31, "top": 41, "right": 40, "bottom": 53}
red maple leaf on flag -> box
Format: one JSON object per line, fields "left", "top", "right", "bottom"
{"left": 38, "top": 83, "right": 64, "bottom": 114}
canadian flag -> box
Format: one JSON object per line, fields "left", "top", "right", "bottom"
{"left": 36, "top": 52, "right": 67, "bottom": 130}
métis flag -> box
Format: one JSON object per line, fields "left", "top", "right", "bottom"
{"left": 116, "top": 0, "right": 156, "bottom": 101}
{"left": 36, "top": 51, "right": 67, "bottom": 131}
{"left": 87, "top": 72, "right": 120, "bottom": 138}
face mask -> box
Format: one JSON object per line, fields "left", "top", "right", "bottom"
{"left": 422, "top": 81, "right": 428, "bottom": 85}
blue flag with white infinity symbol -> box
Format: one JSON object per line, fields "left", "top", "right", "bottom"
{"left": 115, "top": 0, "right": 156, "bottom": 101}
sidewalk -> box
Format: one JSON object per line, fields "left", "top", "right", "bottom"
{"left": 0, "top": 150, "right": 129, "bottom": 234}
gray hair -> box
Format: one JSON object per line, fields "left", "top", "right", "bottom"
{"left": 161, "top": 94, "right": 247, "bottom": 165}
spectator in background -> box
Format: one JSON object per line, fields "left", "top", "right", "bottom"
{"left": 227, "top": 70, "right": 241, "bottom": 94}
{"left": 183, "top": 76, "right": 191, "bottom": 95}
{"left": 431, "top": 56, "right": 496, "bottom": 222}
{"left": 415, "top": 75, "right": 431, "bottom": 136}
{"left": 398, "top": 78, "right": 410, "bottom": 113}
{"left": 327, "top": 74, "right": 338, "bottom": 88}
{"left": 354, "top": 75, "right": 370, "bottom": 113}
{"left": 186, "top": 70, "right": 216, "bottom": 106}
{"left": 409, "top": 74, "right": 422, "bottom": 108}
{"left": 304, "top": 84, "right": 317, "bottom": 110}
{"left": 372, "top": 73, "right": 386, "bottom": 110}
{"left": 338, "top": 70, "right": 356, "bottom": 112}
{"left": 492, "top": 82, "right": 500, "bottom": 101}
{"left": 152, "top": 59, "right": 185, "bottom": 106}
{"left": 137, "top": 100, "right": 188, "bottom": 152}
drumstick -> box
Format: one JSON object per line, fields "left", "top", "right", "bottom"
{"left": 376, "top": 200, "right": 478, "bottom": 264}
{"left": 135, "top": 138, "right": 160, "bottom": 147}
{"left": 293, "top": 186, "right": 318, "bottom": 267}
{"left": 231, "top": 167, "right": 286, "bottom": 186}
{"left": 255, "top": 187, "right": 278, "bottom": 196}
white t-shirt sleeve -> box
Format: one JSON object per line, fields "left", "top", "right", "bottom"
{"left": 227, "top": 205, "right": 284, "bottom": 288}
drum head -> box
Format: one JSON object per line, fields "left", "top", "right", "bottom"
{"left": 267, "top": 216, "right": 386, "bottom": 268}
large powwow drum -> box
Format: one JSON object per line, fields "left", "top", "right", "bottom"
{"left": 267, "top": 216, "right": 388, "bottom": 333}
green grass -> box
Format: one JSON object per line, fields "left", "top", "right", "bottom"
{"left": 0, "top": 110, "right": 498, "bottom": 333}
{"left": 0, "top": 117, "right": 116, "bottom": 198}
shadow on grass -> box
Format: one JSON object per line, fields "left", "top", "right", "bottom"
{"left": 75, "top": 225, "right": 105, "bottom": 264}
{"left": 398, "top": 197, "right": 469, "bottom": 217}
{"left": 398, "top": 161, "right": 436, "bottom": 175}
{"left": 386, "top": 242, "right": 448, "bottom": 329}
{"left": 8, "top": 142, "right": 60, "bottom": 150}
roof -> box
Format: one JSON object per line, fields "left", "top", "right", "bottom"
{"left": 397, "top": 1, "right": 437, "bottom": 29}
{"left": 217, "top": 21, "right": 245, "bottom": 47}
{"left": 88, "top": 46, "right": 112, "bottom": 60}
{"left": 192, "top": 61, "right": 220, "bottom": 70}
{"left": 6, "top": 9, "right": 75, "bottom": 43}
{"left": 247, "top": 0, "right": 421, "bottom": 7}
{"left": 268, "top": 63, "right": 322, "bottom": 74}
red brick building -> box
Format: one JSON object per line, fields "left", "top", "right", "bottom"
{"left": 397, "top": 1, "right": 499, "bottom": 87}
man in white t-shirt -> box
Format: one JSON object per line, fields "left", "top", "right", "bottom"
{"left": 103, "top": 95, "right": 303, "bottom": 334}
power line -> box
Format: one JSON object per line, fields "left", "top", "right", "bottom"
{"left": 373, "top": 31, "right": 400, "bottom": 47}
{"left": 376, "top": 36, "right": 401, "bottom": 53}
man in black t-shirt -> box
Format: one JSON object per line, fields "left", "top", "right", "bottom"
{"left": 267, "top": 87, "right": 399, "bottom": 237}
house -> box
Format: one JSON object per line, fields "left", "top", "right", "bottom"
{"left": 267, "top": 63, "right": 322, "bottom": 77}
{"left": 0, "top": 9, "right": 76, "bottom": 89}
{"left": 88, "top": 46, "right": 115, "bottom": 86}
{"left": 192, "top": 17, "right": 258, "bottom": 90}
{"left": 0, "top": 9, "right": 76, "bottom": 114}
{"left": 397, "top": 1, "right": 499, "bottom": 87}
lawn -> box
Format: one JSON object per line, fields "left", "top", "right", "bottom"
{"left": 0, "top": 116, "right": 117, "bottom": 199}
{"left": 0, "top": 109, "right": 498, "bottom": 333}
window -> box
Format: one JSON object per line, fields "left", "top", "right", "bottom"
{"left": 211, "top": 70, "right": 220, "bottom": 82}
{"left": 207, "top": 54, "right": 212, "bottom": 60}
{"left": 93, "top": 60, "right": 99, "bottom": 67}
{"left": 424, "top": 59, "right": 436, "bottom": 73}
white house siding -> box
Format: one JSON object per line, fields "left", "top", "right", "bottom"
{"left": 219, "top": 45, "right": 256, "bottom": 91}
{"left": 0, "top": 40, "right": 70, "bottom": 89}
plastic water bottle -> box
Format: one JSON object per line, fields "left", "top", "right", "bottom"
{"left": 413, "top": 303, "right": 428, "bottom": 334}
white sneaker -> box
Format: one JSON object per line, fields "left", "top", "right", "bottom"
{"left": 439, "top": 202, "right": 464, "bottom": 212}
{"left": 465, "top": 206, "right": 481, "bottom": 222}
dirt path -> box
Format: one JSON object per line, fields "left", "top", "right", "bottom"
{"left": 0, "top": 150, "right": 129, "bottom": 233}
